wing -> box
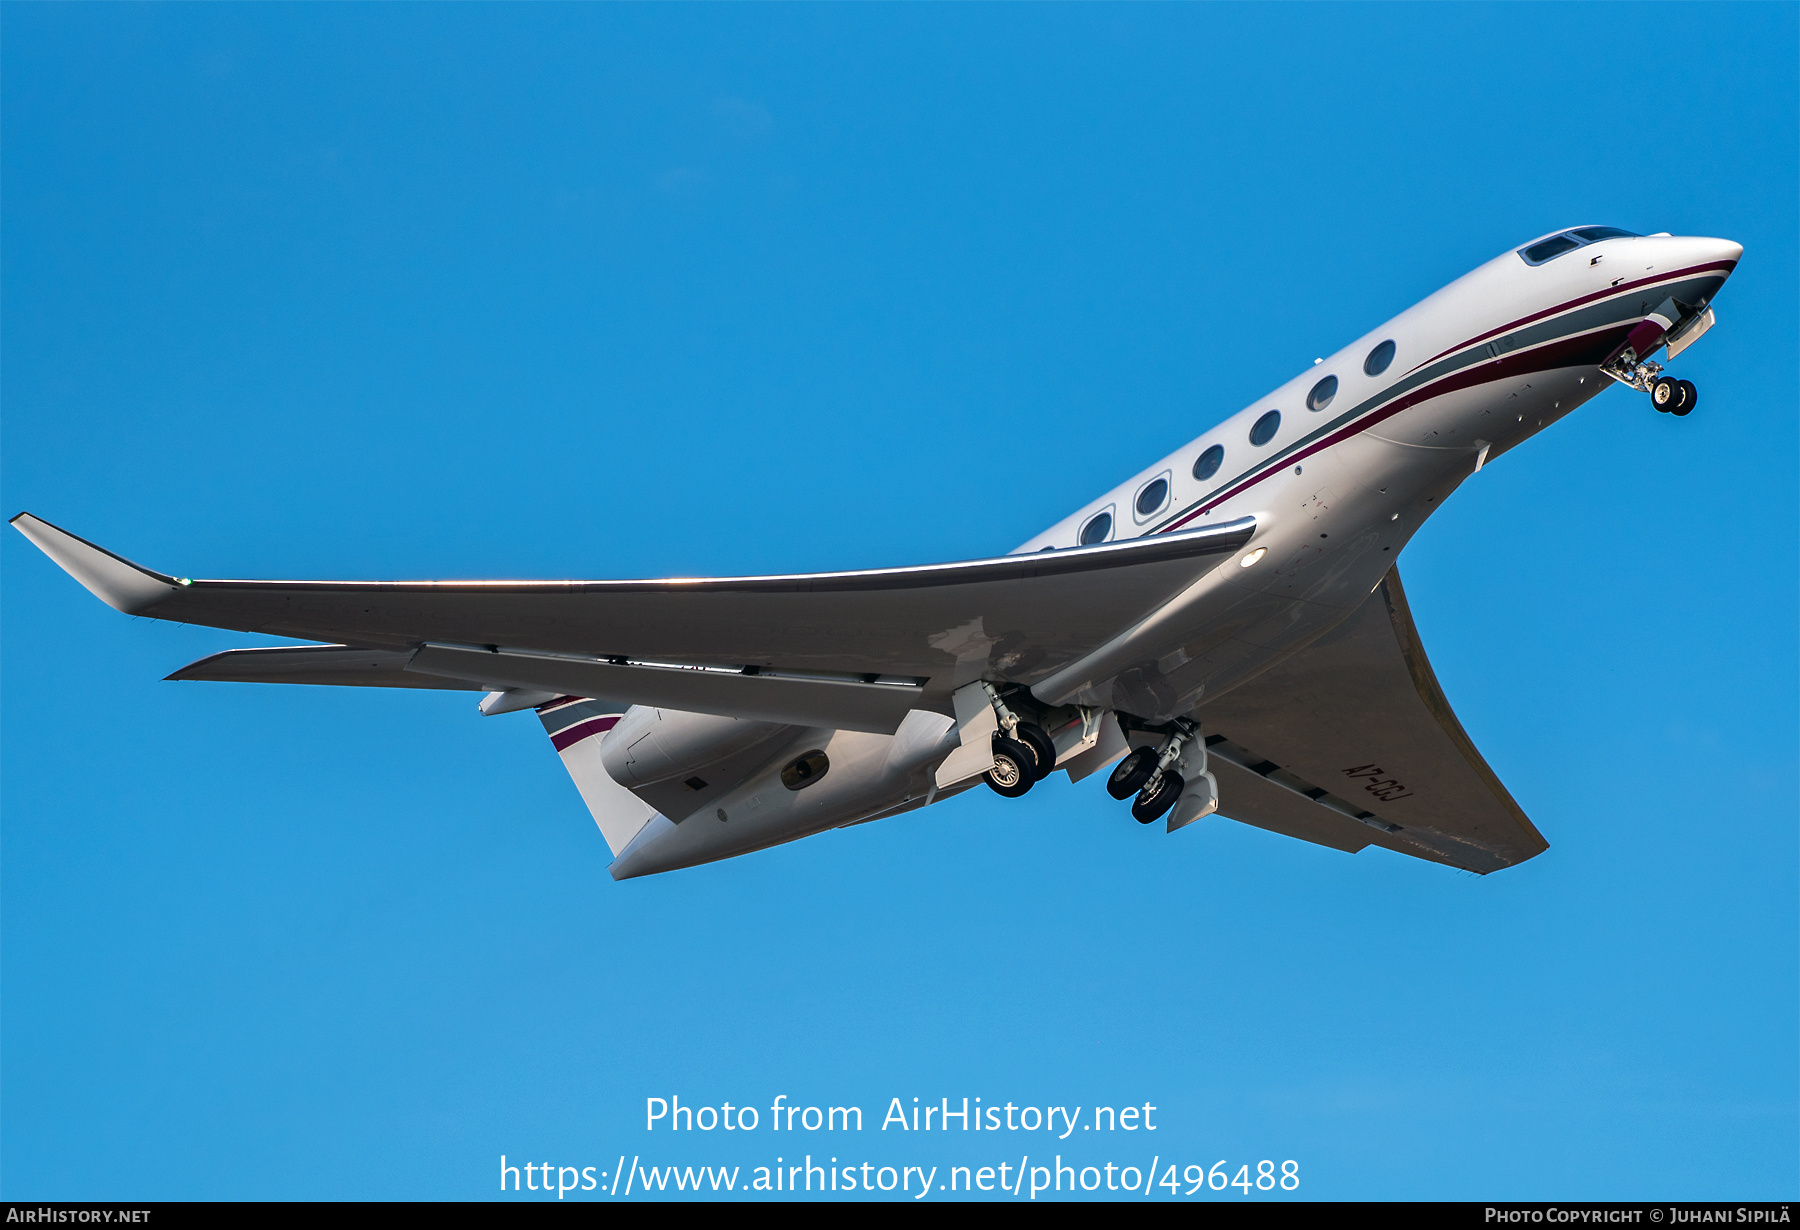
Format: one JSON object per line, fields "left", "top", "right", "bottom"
{"left": 1196, "top": 566, "right": 1547, "bottom": 873}
{"left": 13, "top": 511, "right": 1256, "bottom": 732}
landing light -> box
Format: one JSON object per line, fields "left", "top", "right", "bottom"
{"left": 1240, "top": 548, "right": 1267, "bottom": 568}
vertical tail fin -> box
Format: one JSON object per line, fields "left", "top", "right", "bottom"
{"left": 536, "top": 697, "right": 657, "bottom": 856}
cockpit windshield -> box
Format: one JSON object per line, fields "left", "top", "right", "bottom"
{"left": 1520, "top": 235, "right": 1580, "bottom": 264}
{"left": 1518, "top": 226, "right": 1643, "bottom": 266}
{"left": 1569, "top": 226, "right": 1639, "bottom": 243}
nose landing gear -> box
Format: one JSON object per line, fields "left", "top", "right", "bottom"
{"left": 1602, "top": 354, "right": 1697, "bottom": 417}
{"left": 1650, "top": 376, "right": 1697, "bottom": 416}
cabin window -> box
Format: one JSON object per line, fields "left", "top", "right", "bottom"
{"left": 1080, "top": 510, "right": 1113, "bottom": 545}
{"left": 1519, "top": 234, "right": 1580, "bottom": 265}
{"left": 1307, "top": 374, "right": 1338, "bottom": 411}
{"left": 781, "top": 750, "right": 830, "bottom": 791}
{"left": 1192, "top": 444, "right": 1224, "bottom": 481}
{"left": 1249, "top": 410, "right": 1281, "bottom": 446}
{"left": 1135, "top": 477, "right": 1169, "bottom": 517}
{"left": 1363, "top": 340, "right": 1396, "bottom": 376}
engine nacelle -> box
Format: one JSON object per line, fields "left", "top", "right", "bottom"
{"left": 600, "top": 706, "right": 791, "bottom": 788}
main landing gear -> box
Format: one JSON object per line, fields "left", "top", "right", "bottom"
{"left": 1601, "top": 354, "right": 1697, "bottom": 417}
{"left": 1106, "top": 719, "right": 1198, "bottom": 824}
{"left": 981, "top": 684, "right": 1057, "bottom": 798}
{"left": 962, "top": 689, "right": 1217, "bottom": 829}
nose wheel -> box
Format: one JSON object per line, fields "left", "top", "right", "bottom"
{"left": 1651, "top": 376, "right": 1697, "bottom": 416}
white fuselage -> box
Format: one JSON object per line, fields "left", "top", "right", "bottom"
{"left": 609, "top": 229, "right": 1741, "bottom": 878}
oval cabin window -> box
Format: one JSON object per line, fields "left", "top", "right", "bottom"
{"left": 1192, "top": 444, "right": 1224, "bottom": 481}
{"left": 1249, "top": 410, "right": 1281, "bottom": 446}
{"left": 1363, "top": 340, "right": 1396, "bottom": 376}
{"left": 1135, "top": 478, "right": 1169, "bottom": 517}
{"left": 1307, "top": 375, "right": 1338, "bottom": 411}
{"left": 781, "top": 750, "right": 830, "bottom": 791}
{"left": 1080, "top": 512, "right": 1112, "bottom": 545}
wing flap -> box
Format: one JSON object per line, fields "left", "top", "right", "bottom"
{"left": 1207, "top": 753, "right": 1374, "bottom": 854}
{"left": 404, "top": 642, "right": 928, "bottom": 733}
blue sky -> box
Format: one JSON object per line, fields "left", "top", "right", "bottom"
{"left": 3, "top": 3, "right": 1794, "bottom": 1201}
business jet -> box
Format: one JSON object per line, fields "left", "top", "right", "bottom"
{"left": 13, "top": 225, "right": 1741, "bottom": 879}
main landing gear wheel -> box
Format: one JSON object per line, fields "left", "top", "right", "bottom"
{"left": 1651, "top": 376, "right": 1680, "bottom": 411}
{"left": 985, "top": 737, "right": 1036, "bottom": 798}
{"left": 1013, "top": 721, "right": 1057, "bottom": 782}
{"left": 1106, "top": 746, "right": 1159, "bottom": 800}
{"left": 1132, "top": 771, "right": 1184, "bottom": 824}
{"left": 1672, "top": 379, "right": 1697, "bottom": 416}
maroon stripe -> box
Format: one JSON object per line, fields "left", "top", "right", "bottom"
{"left": 1159, "top": 326, "right": 1626, "bottom": 535}
{"left": 550, "top": 714, "right": 620, "bottom": 751}
{"left": 1412, "top": 260, "right": 1736, "bottom": 371}
{"left": 535, "top": 694, "right": 586, "bottom": 714}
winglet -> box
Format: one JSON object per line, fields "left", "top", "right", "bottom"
{"left": 9, "top": 512, "right": 183, "bottom": 614}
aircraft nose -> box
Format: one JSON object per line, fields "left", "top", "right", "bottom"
{"left": 1655, "top": 234, "right": 1742, "bottom": 276}
{"left": 1713, "top": 238, "right": 1745, "bottom": 266}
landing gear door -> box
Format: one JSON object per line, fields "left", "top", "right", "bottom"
{"left": 1665, "top": 306, "right": 1715, "bottom": 359}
